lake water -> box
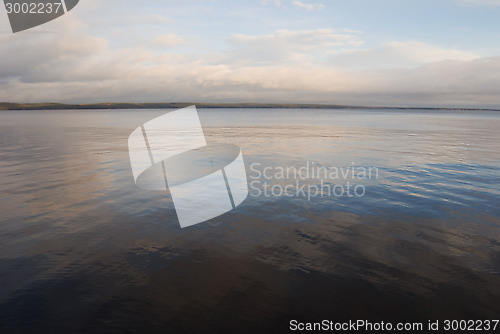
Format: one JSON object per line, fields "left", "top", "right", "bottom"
{"left": 1, "top": 108, "right": 499, "bottom": 333}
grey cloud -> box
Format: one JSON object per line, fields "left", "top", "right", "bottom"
{"left": 226, "top": 29, "right": 364, "bottom": 65}
{"left": 0, "top": 19, "right": 498, "bottom": 107}
{"left": 330, "top": 41, "right": 479, "bottom": 69}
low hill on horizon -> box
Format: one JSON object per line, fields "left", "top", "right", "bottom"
{"left": 0, "top": 102, "right": 498, "bottom": 111}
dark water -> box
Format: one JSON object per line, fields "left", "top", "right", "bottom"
{"left": 0, "top": 109, "right": 499, "bottom": 333}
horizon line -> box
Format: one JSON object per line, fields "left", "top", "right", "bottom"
{"left": 1, "top": 102, "right": 499, "bottom": 112}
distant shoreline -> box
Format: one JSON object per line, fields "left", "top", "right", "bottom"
{"left": 1, "top": 102, "right": 499, "bottom": 111}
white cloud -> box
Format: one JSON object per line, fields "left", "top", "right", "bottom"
{"left": 331, "top": 41, "right": 480, "bottom": 69}
{"left": 227, "top": 29, "right": 364, "bottom": 64}
{"left": 0, "top": 10, "right": 497, "bottom": 107}
{"left": 2, "top": 53, "right": 500, "bottom": 107}
{"left": 261, "top": 0, "right": 284, "bottom": 6}
{"left": 292, "top": 1, "right": 325, "bottom": 11}
{"left": 150, "top": 33, "right": 187, "bottom": 47}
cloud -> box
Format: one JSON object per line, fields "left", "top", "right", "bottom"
{"left": 3, "top": 59, "right": 500, "bottom": 105}
{"left": 2, "top": 31, "right": 499, "bottom": 107}
{"left": 330, "top": 41, "right": 480, "bottom": 69}
{"left": 292, "top": 1, "right": 325, "bottom": 11}
{"left": 0, "top": 10, "right": 497, "bottom": 107}
{"left": 0, "top": 18, "right": 109, "bottom": 83}
{"left": 150, "top": 33, "right": 187, "bottom": 47}
{"left": 261, "top": 0, "right": 283, "bottom": 6}
{"left": 227, "top": 29, "right": 364, "bottom": 64}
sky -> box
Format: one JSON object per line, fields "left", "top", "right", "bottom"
{"left": 1, "top": 0, "right": 500, "bottom": 107}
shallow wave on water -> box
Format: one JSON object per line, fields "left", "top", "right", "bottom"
{"left": 0, "top": 109, "right": 499, "bottom": 333}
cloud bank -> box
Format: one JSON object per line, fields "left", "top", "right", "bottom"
{"left": 0, "top": 1, "right": 499, "bottom": 107}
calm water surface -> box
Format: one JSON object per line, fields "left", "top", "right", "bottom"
{"left": 0, "top": 109, "right": 499, "bottom": 333}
